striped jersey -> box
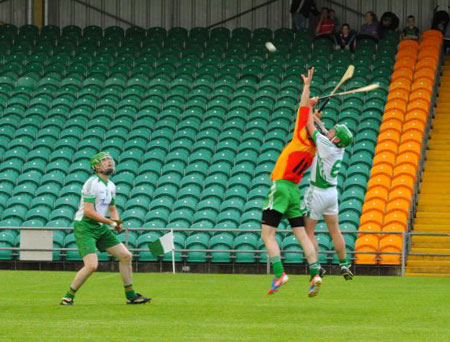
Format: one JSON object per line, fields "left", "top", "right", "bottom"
{"left": 309, "top": 130, "right": 345, "bottom": 188}
{"left": 74, "top": 175, "right": 116, "bottom": 224}
{"left": 270, "top": 106, "right": 316, "bottom": 184}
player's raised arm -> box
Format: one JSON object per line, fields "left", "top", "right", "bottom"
{"left": 300, "top": 67, "right": 314, "bottom": 107}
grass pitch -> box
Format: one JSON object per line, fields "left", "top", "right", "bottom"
{"left": 1, "top": 270, "right": 449, "bottom": 342}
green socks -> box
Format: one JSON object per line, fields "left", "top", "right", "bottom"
{"left": 339, "top": 258, "right": 349, "bottom": 268}
{"left": 124, "top": 284, "right": 137, "bottom": 300}
{"left": 270, "top": 256, "right": 285, "bottom": 278}
{"left": 309, "top": 262, "right": 320, "bottom": 277}
{"left": 65, "top": 287, "right": 77, "bottom": 299}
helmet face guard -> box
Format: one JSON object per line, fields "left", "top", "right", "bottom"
{"left": 91, "top": 152, "right": 116, "bottom": 175}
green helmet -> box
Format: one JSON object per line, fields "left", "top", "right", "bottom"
{"left": 91, "top": 152, "right": 116, "bottom": 175}
{"left": 334, "top": 124, "right": 354, "bottom": 148}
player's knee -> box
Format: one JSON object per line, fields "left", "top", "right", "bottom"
{"left": 120, "top": 250, "right": 132, "bottom": 263}
{"left": 85, "top": 262, "right": 98, "bottom": 274}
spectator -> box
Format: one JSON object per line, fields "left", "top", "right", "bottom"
{"left": 432, "top": 9, "right": 450, "bottom": 54}
{"left": 401, "top": 15, "right": 420, "bottom": 40}
{"left": 290, "top": 0, "right": 320, "bottom": 32}
{"left": 314, "top": 7, "right": 335, "bottom": 40}
{"left": 334, "top": 24, "right": 356, "bottom": 51}
{"left": 379, "top": 11, "right": 399, "bottom": 39}
{"left": 329, "top": 9, "right": 339, "bottom": 32}
{"left": 357, "top": 11, "right": 379, "bottom": 42}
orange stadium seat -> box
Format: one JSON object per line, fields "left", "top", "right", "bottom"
{"left": 367, "top": 174, "right": 391, "bottom": 192}
{"left": 418, "top": 49, "right": 440, "bottom": 63}
{"left": 398, "top": 39, "right": 419, "bottom": 50}
{"left": 387, "top": 88, "right": 409, "bottom": 103}
{"left": 391, "top": 173, "right": 415, "bottom": 190}
{"left": 411, "top": 78, "right": 433, "bottom": 93}
{"left": 384, "top": 99, "right": 408, "bottom": 114}
{"left": 389, "top": 78, "right": 412, "bottom": 93}
{"left": 398, "top": 140, "right": 421, "bottom": 158}
{"left": 393, "top": 164, "right": 417, "bottom": 180}
{"left": 380, "top": 119, "right": 403, "bottom": 134}
{"left": 409, "top": 88, "right": 432, "bottom": 102}
{"left": 378, "top": 129, "right": 401, "bottom": 145}
{"left": 406, "top": 99, "right": 430, "bottom": 116}
{"left": 372, "top": 151, "right": 396, "bottom": 168}
{"left": 383, "top": 210, "right": 408, "bottom": 229}
{"left": 383, "top": 109, "right": 406, "bottom": 122}
{"left": 355, "top": 235, "right": 379, "bottom": 265}
{"left": 379, "top": 234, "right": 403, "bottom": 265}
{"left": 422, "top": 29, "right": 443, "bottom": 40}
{"left": 397, "top": 48, "right": 418, "bottom": 60}
{"left": 389, "top": 187, "right": 413, "bottom": 205}
{"left": 404, "top": 109, "right": 428, "bottom": 125}
{"left": 416, "top": 57, "right": 438, "bottom": 73}
{"left": 359, "top": 210, "right": 384, "bottom": 231}
{"left": 403, "top": 119, "right": 426, "bottom": 135}
{"left": 396, "top": 151, "right": 419, "bottom": 169}
{"left": 394, "top": 57, "right": 416, "bottom": 71}
{"left": 385, "top": 198, "right": 410, "bottom": 216}
{"left": 370, "top": 164, "right": 393, "bottom": 178}
{"left": 392, "top": 68, "right": 414, "bottom": 82}
{"left": 375, "top": 141, "right": 399, "bottom": 155}
{"left": 413, "top": 68, "right": 436, "bottom": 83}
{"left": 365, "top": 186, "right": 389, "bottom": 203}
{"left": 400, "top": 130, "right": 423, "bottom": 144}
{"left": 362, "top": 198, "right": 386, "bottom": 215}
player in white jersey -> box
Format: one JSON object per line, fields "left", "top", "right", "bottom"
{"left": 60, "top": 152, "right": 150, "bottom": 305}
{"left": 303, "top": 113, "right": 355, "bottom": 280}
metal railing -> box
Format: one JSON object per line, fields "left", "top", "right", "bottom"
{"left": 0, "top": 226, "right": 414, "bottom": 275}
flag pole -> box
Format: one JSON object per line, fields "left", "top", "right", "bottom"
{"left": 171, "top": 229, "right": 175, "bottom": 274}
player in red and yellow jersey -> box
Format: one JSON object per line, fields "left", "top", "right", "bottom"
{"left": 262, "top": 68, "right": 322, "bottom": 297}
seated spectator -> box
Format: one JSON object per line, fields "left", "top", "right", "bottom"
{"left": 315, "top": 7, "right": 335, "bottom": 40}
{"left": 401, "top": 15, "right": 420, "bottom": 40}
{"left": 379, "top": 11, "right": 399, "bottom": 39}
{"left": 357, "top": 11, "right": 379, "bottom": 42}
{"left": 334, "top": 24, "right": 356, "bottom": 51}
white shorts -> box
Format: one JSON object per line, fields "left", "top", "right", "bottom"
{"left": 301, "top": 185, "right": 339, "bottom": 220}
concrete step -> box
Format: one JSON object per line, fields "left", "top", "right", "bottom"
{"left": 405, "top": 273, "right": 450, "bottom": 277}
{"left": 410, "top": 247, "right": 450, "bottom": 254}
{"left": 413, "top": 224, "right": 450, "bottom": 233}
{"left": 407, "top": 259, "right": 450, "bottom": 267}
{"left": 411, "top": 236, "right": 450, "bottom": 248}
{"left": 415, "top": 217, "right": 450, "bottom": 225}
{"left": 417, "top": 194, "right": 450, "bottom": 201}
{"left": 422, "top": 173, "right": 450, "bottom": 183}
{"left": 419, "top": 186, "right": 450, "bottom": 193}
{"left": 415, "top": 212, "right": 450, "bottom": 218}
{"left": 408, "top": 254, "right": 450, "bottom": 261}
{"left": 417, "top": 205, "right": 450, "bottom": 212}
{"left": 426, "top": 151, "right": 450, "bottom": 159}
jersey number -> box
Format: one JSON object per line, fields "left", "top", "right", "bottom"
{"left": 330, "top": 160, "right": 342, "bottom": 178}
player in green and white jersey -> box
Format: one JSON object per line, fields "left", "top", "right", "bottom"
{"left": 303, "top": 113, "right": 355, "bottom": 280}
{"left": 60, "top": 152, "right": 150, "bottom": 305}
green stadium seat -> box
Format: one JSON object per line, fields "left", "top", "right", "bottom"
{"left": 282, "top": 234, "right": 305, "bottom": 263}
{"left": 234, "top": 234, "right": 258, "bottom": 263}
{"left": 186, "top": 233, "right": 209, "bottom": 262}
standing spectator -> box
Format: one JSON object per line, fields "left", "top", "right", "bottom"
{"left": 357, "top": 11, "right": 379, "bottom": 42}
{"left": 291, "top": 0, "right": 320, "bottom": 32}
{"left": 315, "top": 7, "right": 335, "bottom": 40}
{"left": 329, "top": 9, "right": 339, "bottom": 32}
{"left": 401, "top": 15, "right": 420, "bottom": 40}
{"left": 379, "top": 11, "right": 399, "bottom": 39}
{"left": 334, "top": 24, "right": 356, "bottom": 51}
